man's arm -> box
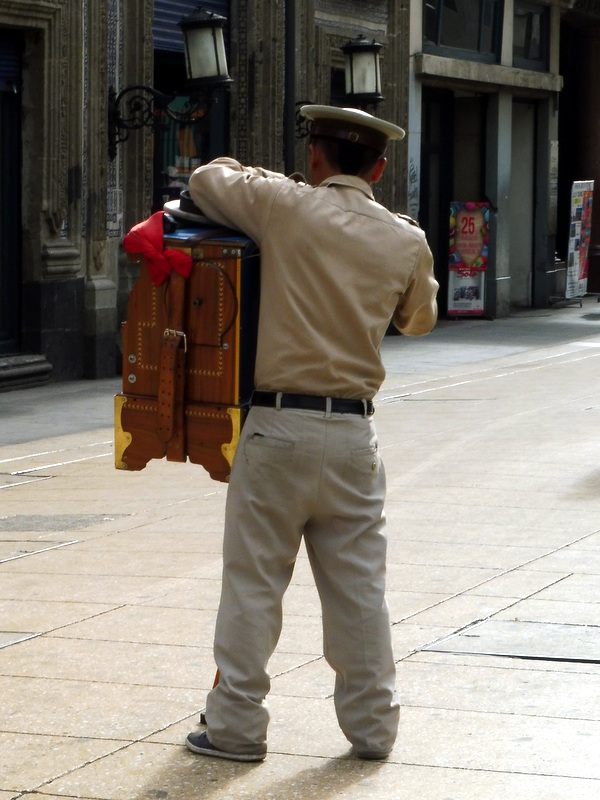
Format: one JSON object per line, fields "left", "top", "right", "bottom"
{"left": 392, "top": 237, "right": 439, "bottom": 336}
{"left": 188, "top": 158, "right": 286, "bottom": 242}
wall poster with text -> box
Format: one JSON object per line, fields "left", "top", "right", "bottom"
{"left": 565, "top": 180, "right": 594, "bottom": 300}
{"left": 448, "top": 201, "right": 490, "bottom": 316}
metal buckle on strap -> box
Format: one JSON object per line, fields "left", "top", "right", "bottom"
{"left": 163, "top": 328, "right": 187, "bottom": 352}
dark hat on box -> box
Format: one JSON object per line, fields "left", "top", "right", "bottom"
{"left": 300, "top": 104, "right": 405, "bottom": 154}
{"left": 163, "top": 189, "right": 210, "bottom": 224}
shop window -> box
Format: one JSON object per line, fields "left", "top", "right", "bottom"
{"left": 423, "top": 0, "right": 503, "bottom": 63}
{"left": 151, "top": 2, "right": 230, "bottom": 211}
{"left": 513, "top": 1, "right": 549, "bottom": 71}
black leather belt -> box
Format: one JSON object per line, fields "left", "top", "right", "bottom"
{"left": 251, "top": 391, "right": 374, "bottom": 416}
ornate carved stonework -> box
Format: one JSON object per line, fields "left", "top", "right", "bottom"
{"left": 231, "top": 0, "right": 286, "bottom": 170}
{"left": 384, "top": 0, "right": 410, "bottom": 213}
{"left": 41, "top": 240, "right": 81, "bottom": 276}
{"left": 85, "top": 0, "right": 109, "bottom": 276}
{"left": 315, "top": 0, "right": 387, "bottom": 41}
{"left": 2, "top": 0, "right": 83, "bottom": 279}
{"left": 233, "top": 0, "right": 250, "bottom": 165}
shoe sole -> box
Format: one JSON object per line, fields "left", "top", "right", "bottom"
{"left": 186, "top": 735, "right": 266, "bottom": 762}
{"left": 353, "top": 750, "right": 391, "bottom": 760}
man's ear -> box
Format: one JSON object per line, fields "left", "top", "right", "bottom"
{"left": 370, "top": 156, "right": 387, "bottom": 185}
{"left": 309, "top": 142, "right": 330, "bottom": 185}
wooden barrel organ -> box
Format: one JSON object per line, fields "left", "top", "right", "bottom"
{"left": 114, "top": 225, "right": 260, "bottom": 482}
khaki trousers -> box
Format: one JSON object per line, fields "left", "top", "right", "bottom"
{"left": 205, "top": 405, "right": 400, "bottom": 756}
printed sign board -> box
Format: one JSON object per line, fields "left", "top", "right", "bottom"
{"left": 448, "top": 201, "right": 489, "bottom": 316}
{"left": 565, "top": 180, "right": 594, "bottom": 300}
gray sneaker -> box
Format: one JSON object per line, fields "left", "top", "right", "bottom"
{"left": 186, "top": 731, "right": 266, "bottom": 762}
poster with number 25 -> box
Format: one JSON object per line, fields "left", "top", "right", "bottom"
{"left": 448, "top": 201, "right": 490, "bottom": 316}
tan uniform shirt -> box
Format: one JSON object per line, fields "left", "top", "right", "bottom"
{"left": 188, "top": 158, "right": 438, "bottom": 399}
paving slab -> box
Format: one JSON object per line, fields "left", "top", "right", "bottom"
{"left": 399, "top": 652, "right": 600, "bottom": 717}
{"left": 425, "top": 618, "right": 600, "bottom": 663}
{"left": 0, "top": 730, "right": 127, "bottom": 795}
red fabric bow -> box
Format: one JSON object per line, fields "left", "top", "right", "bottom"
{"left": 122, "top": 211, "right": 193, "bottom": 286}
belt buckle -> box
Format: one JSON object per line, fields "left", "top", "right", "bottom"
{"left": 164, "top": 328, "right": 187, "bottom": 352}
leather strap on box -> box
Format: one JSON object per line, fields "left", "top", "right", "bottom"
{"left": 157, "top": 330, "right": 186, "bottom": 442}
{"left": 157, "top": 272, "right": 186, "bottom": 449}
{"left": 155, "top": 228, "right": 236, "bottom": 453}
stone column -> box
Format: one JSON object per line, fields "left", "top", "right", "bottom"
{"left": 384, "top": 0, "right": 410, "bottom": 214}
{"left": 485, "top": 90, "right": 513, "bottom": 318}
{"left": 113, "top": 0, "right": 154, "bottom": 367}
{"left": 86, "top": 0, "right": 152, "bottom": 378}
{"left": 83, "top": 0, "right": 116, "bottom": 378}
{"left": 533, "top": 98, "right": 560, "bottom": 306}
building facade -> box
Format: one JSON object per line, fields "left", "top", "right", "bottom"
{"left": 0, "top": 0, "right": 598, "bottom": 389}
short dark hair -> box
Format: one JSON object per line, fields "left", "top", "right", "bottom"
{"left": 309, "top": 134, "right": 382, "bottom": 177}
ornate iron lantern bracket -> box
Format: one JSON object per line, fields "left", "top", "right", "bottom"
{"left": 108, "top": 84, "right": 220, "bottom": 160}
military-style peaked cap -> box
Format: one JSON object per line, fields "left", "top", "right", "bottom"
{"left": 300, "top": 104, "right": 405, "bottom": 154}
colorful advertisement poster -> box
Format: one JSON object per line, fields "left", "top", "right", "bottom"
{"left": 565, "top": 180, "right": 594, "bottom": 300}
{"left": 448, "top": 201, "right": 489, "bottom": 316}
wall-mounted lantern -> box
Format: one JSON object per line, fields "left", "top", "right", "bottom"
{"left": 107, "top": 7, "right": 233, "bottom": 159}
{"left": 341, "top": 35, "right": 384, "bottom": 110}
{"left": 178, "top": 7, "right": 233, "bottom": 91}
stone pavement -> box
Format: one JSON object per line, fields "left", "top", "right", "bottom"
{"left": 1, "top": 298, "right": 600, "bottom": 799}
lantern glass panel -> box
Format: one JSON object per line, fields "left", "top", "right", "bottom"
{"left": 344, "top": 53, "right": 353, "bottom": 95}
{"left": 348, "top": 50, "right": 380, "bottom": 96}
{"left": 184, "top": 26, "right": 228, "bottom": 80}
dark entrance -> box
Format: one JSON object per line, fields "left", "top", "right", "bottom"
{"left": 420, "top": 88, "right": 454, "bottom": 315}
{"left": 421, "top": 87, "right": 489, "bottom": 315}
{"left": 0, "top": 30, "right": 23, "bottom": 355}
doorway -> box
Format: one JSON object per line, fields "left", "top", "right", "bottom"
{"left": 421, "top": 88, "right": 487, "bottom": 314}
{"left": 420, "top": 88, "right": 454, "bottom": 314}
{"left": 0, "top": 31, "right": 23, "bottom": 355}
